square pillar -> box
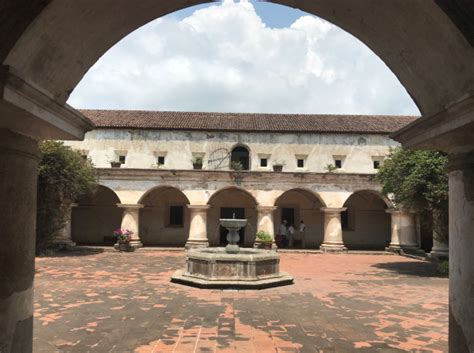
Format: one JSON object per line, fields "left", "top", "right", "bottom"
{"left": 256, "top": 206, "right": 278, "bottom": 249}
{"left": 185, "top": 205, "right": 210, "bottom": 249}
{"left": 116, "top": 204, "right": 144, "bottom": 249}
{"left": 320, "top": 207, "right": 347, "bottom": 253}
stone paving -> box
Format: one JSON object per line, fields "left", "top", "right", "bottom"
{"left": 33, "top": 250, "right": 448, "bottom": 352}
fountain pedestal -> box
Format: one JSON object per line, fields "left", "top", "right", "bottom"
{"left": 171, "top": 218, "right": 293, "bottom": 289}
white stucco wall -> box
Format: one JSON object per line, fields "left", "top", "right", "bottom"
{"left": 64, "top": 129, "right": 399, "bottom": 174}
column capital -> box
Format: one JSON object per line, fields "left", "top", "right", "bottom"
{"left": 386, "top": 208, "right": 416, "bottom": 215}
{"left": 447, "top": 151, "right": 474, "bottom": 172}
{"left": 257, "top": 206, "right": 278, "bottom": 213}
{"left": 320, "top": 207, "right": 347, "bottom": 213}
{"left": 117, "top": 204, "right": 144, "bottom": 210}
{"left": 187, "top": 204, "right": 211, "bottom": 211}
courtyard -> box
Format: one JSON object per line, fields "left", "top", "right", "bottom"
{"left": 33, "top": 251, "right": 447, "bottom": 353}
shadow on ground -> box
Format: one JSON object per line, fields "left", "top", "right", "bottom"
{"left": 371, "top": 261, "right": 446, "bottom": 278}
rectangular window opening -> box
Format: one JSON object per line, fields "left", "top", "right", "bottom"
{"left": 297, "top": 159, "right": 305, "bottom": 168}
{"left": 169, "top": 206, "right": 184, "bottom": 226}
{"left": 260, "top": 158, "right": 268, "bottom": 167}
{"left": 373, "top": 160, "right": 381, "bottom": 169}
{"left": 157, "top": 156, "right": 165, "bottom": 165}
{"left": 118, "top": 155, "right": 126, "bottom": 164}
{"left": 335, "top": 159, "right": 342, "bottom": 169}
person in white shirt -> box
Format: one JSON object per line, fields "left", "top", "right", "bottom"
{"left": 278, "top": 220, "right": 288, "bottom": 247}
{"left": 299, "top": 220, "right": 306, "bottom": 248}
{"left": 288, "top": 224, "right": 295, "bottom": 248}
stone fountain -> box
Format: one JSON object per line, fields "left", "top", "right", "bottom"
{"left": 171, "top": 218, "right": 293, "bottom": 289}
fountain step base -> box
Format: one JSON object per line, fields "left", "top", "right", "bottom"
{"left": 171, "top": 269, "right": 293, "bottom": 289}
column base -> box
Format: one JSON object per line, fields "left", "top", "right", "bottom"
{"left": 386, "top": 245, "right": 424, "bottom": 255}
{"left": 428, "top": 249, "right": 449, "bottom": 260}
{"left": 320, "top": 243, "right": 347, "bottom": 253}
{"left": 114, "top": 240, "right": 142, "bottom": 251}
{"left": 51, "top": 239, "right": 76, "bottom": 249}
{"left": 185, "top": 239, "right": 209, "bottom": 249}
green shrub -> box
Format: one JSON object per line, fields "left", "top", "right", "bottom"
{"left": 437, "top": 260, "right": 449, "bottom": 276}
{"left": 256, "top": 231, "right": 272, "bottom": 242}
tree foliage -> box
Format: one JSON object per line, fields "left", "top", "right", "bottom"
{"left": 377, "top": 147, "right": 449, "bottom": 242}
{"left": 37, "top": 141, "right": 97, "bottom": 252}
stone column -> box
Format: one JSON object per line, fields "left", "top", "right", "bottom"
{"left": 52, "top": 203, "right": 77, "bottom": 248}
{"left": 185, "top": 205, "right": 210, "bottom": 249}
{"left": 0, "top": 129, "right": 39, "bottom": 353}
{"left": 430, "top": 209, "right": 449, "bottom": 259}
{"left": 256, "top": 206, "right": 278, "bottom": 248}
{"left": 447, "top": 152, "right": 474, "bottom": 353}
{"left": 320, "top": 208, "right": 347, "bottom": 252}
{"left": 386, "top": 209, "right": 420, "bottom": 253}
{"left": 116, "top": 204, "right": 143, "bottom": 249}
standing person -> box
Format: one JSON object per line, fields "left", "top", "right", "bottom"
{"left": 288, "top": 224, "right": 295, "bottom": 248}
{"left": 299, "top": 220, "right": 306, "bottom": 248}
{"left": 277, "top": 219, "right": 288, "bottom": 248}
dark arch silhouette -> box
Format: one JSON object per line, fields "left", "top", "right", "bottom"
{"left": 231, "top": 145, "right": 250, "bottom": 171}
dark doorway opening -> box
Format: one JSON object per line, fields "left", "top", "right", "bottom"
{"left": 281, "top": 208, "right": 295, "bottom": 227}
{"left": 220, "top": 207, "right": 245, "bottom": 245}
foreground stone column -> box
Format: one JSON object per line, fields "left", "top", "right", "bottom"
{"left": 430, "top": 209, "right": 449, "bottom": 259}
{"left": 386, "top": 210, "right": 420, "bottom": 253}
{"left": 448, "top": 152, "right": 474, "bottom": 353}
{"left": 185, "top": 205, "right": 210, "bottom": 249}
{"left": 52, "top": 203, "right": 77, "bottom": 248}
{"left": 256, "top": 206, "right": 278, "bottom": 248}
{"left": 116, "top": 204, "right": 143, "bottom": 249}
{"left": 320, "top": 208, "right": 347, "bottom": 252}
{"left": 0, "top": 129, "right": 39, "bottom": 353}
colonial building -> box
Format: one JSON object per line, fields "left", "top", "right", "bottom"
{"left": 63, "top": 110, "right": 422, "bottom": 252}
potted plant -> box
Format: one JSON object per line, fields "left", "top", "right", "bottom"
{"left": 113, "top": 228, "right": 135, "bottom": 252}
{"left": 272, "top": 161, "right": 284, "bottom": 172}
{"left": 254, "top": 230, "right": 273, "bottom": 250}
{"left": 230, "top": 161, "right": 243, "bottom": 171}
{"left": 325, "top": 163, "right": 337, "bottom": 173}
{"left": 110, "top": 161, "right": 121, "bottom": 168}
{"left": 192, "top": 156, "right": 204, "bottom": 170}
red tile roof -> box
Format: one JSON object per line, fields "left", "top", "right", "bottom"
{"left": 80, "top": 110, "right": 418, "bottom": 134}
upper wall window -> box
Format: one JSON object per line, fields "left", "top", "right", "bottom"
{"left": 157, "top": 156, "right": 165, "bottom": 166}
{"left": 231, "top": 146, "right": 250, "bottom": 170}
{"left": 260, "top": 158, "right": 268, "bottom": 167}
{"left": 118, "top": 155, "right": 126, "bottom": 164}
{"left": 297, "top": 159, "right": 305, "bottom": 168}
{"left": 333, "top": 155, "right": 345, "bottom": 169}
{"left": 372, "top": 157, "right": 384, "bottom": 170}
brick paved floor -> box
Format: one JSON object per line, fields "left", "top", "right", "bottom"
{"left": 33, "top": 250, "right": 448, "bottom": 352}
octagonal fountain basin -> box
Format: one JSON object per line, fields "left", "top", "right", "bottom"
{"left": 171, "top": 247, "right": 293, "bottom": 289}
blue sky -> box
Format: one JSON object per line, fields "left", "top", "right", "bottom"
{"left": 69, "top": 1, "right": 419, "bottom": 115}
{"left": 170, "top": 1, "right": 307, "bottom": 28}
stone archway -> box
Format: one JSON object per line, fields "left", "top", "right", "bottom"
{"left": 207, "top": 187, "right": 258, "bottom": 247}
{"left": 138, "top": 186, "right": 190, "bottom": 246}
{"left": 274, "top": 189, "right": 325, "bottom": 248}
{"left": 341, "top": 190, "right": 392, "bottom": 250}
{"left": 0, "top": 1, "right": 473, "bottom": 352}
{"left": 72, "top": 185, "right": 122, "bottom": 245}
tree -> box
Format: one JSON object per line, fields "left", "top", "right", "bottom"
{"left": 37, "top": 141, "right": 97, "bottom": 252}
{"left": 377, "top": 147, "right": 449, "bottom": 243}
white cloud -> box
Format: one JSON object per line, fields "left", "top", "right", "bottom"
{"left": 68, "top": 1, "right": 420, "bottom": 115}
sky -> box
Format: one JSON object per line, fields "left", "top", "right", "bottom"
{"left": 68, "top": 0, "right": 420, "bottom": 115}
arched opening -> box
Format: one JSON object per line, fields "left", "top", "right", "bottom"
{"left": 139, "top": 186, "right": 190, "bottom": 246}
{"left": 342, "top": 190, "right": 392, "bottom": 250}
{"left": 274, "top": 189, "right": 325, "bottom": 248}
{"left": 72, "top": 185, "right": 122, "bottom": 245}
{"left": 230, "top": 145, "right": 250, "bottom": 171}
{"left": 207, "top": 187, "right": 258, "bottom": 246}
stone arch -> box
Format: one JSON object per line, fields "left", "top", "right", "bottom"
{"left": 341, "top": 190, "right": 392, "bottom": 250}
{"left": 72, "top": 185, "right": 122, "bottom": 245}
{"left": 274, "top": 188, "right": 325, "bottom": 248}
{"left": 138, "top": 186, "right": 190, "bottom": 246}
{"left": 230, "top": 144, "right": 251, "bottom": 171}
{"left": 207, "top": 186, "right": 258, "bottom": 247}
{"left": 3, "top": 1, "right": 473, "bottom": 118}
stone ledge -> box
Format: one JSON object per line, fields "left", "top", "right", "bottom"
{"left": 171, "top": 269, "right": 293, "bottom": 290}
